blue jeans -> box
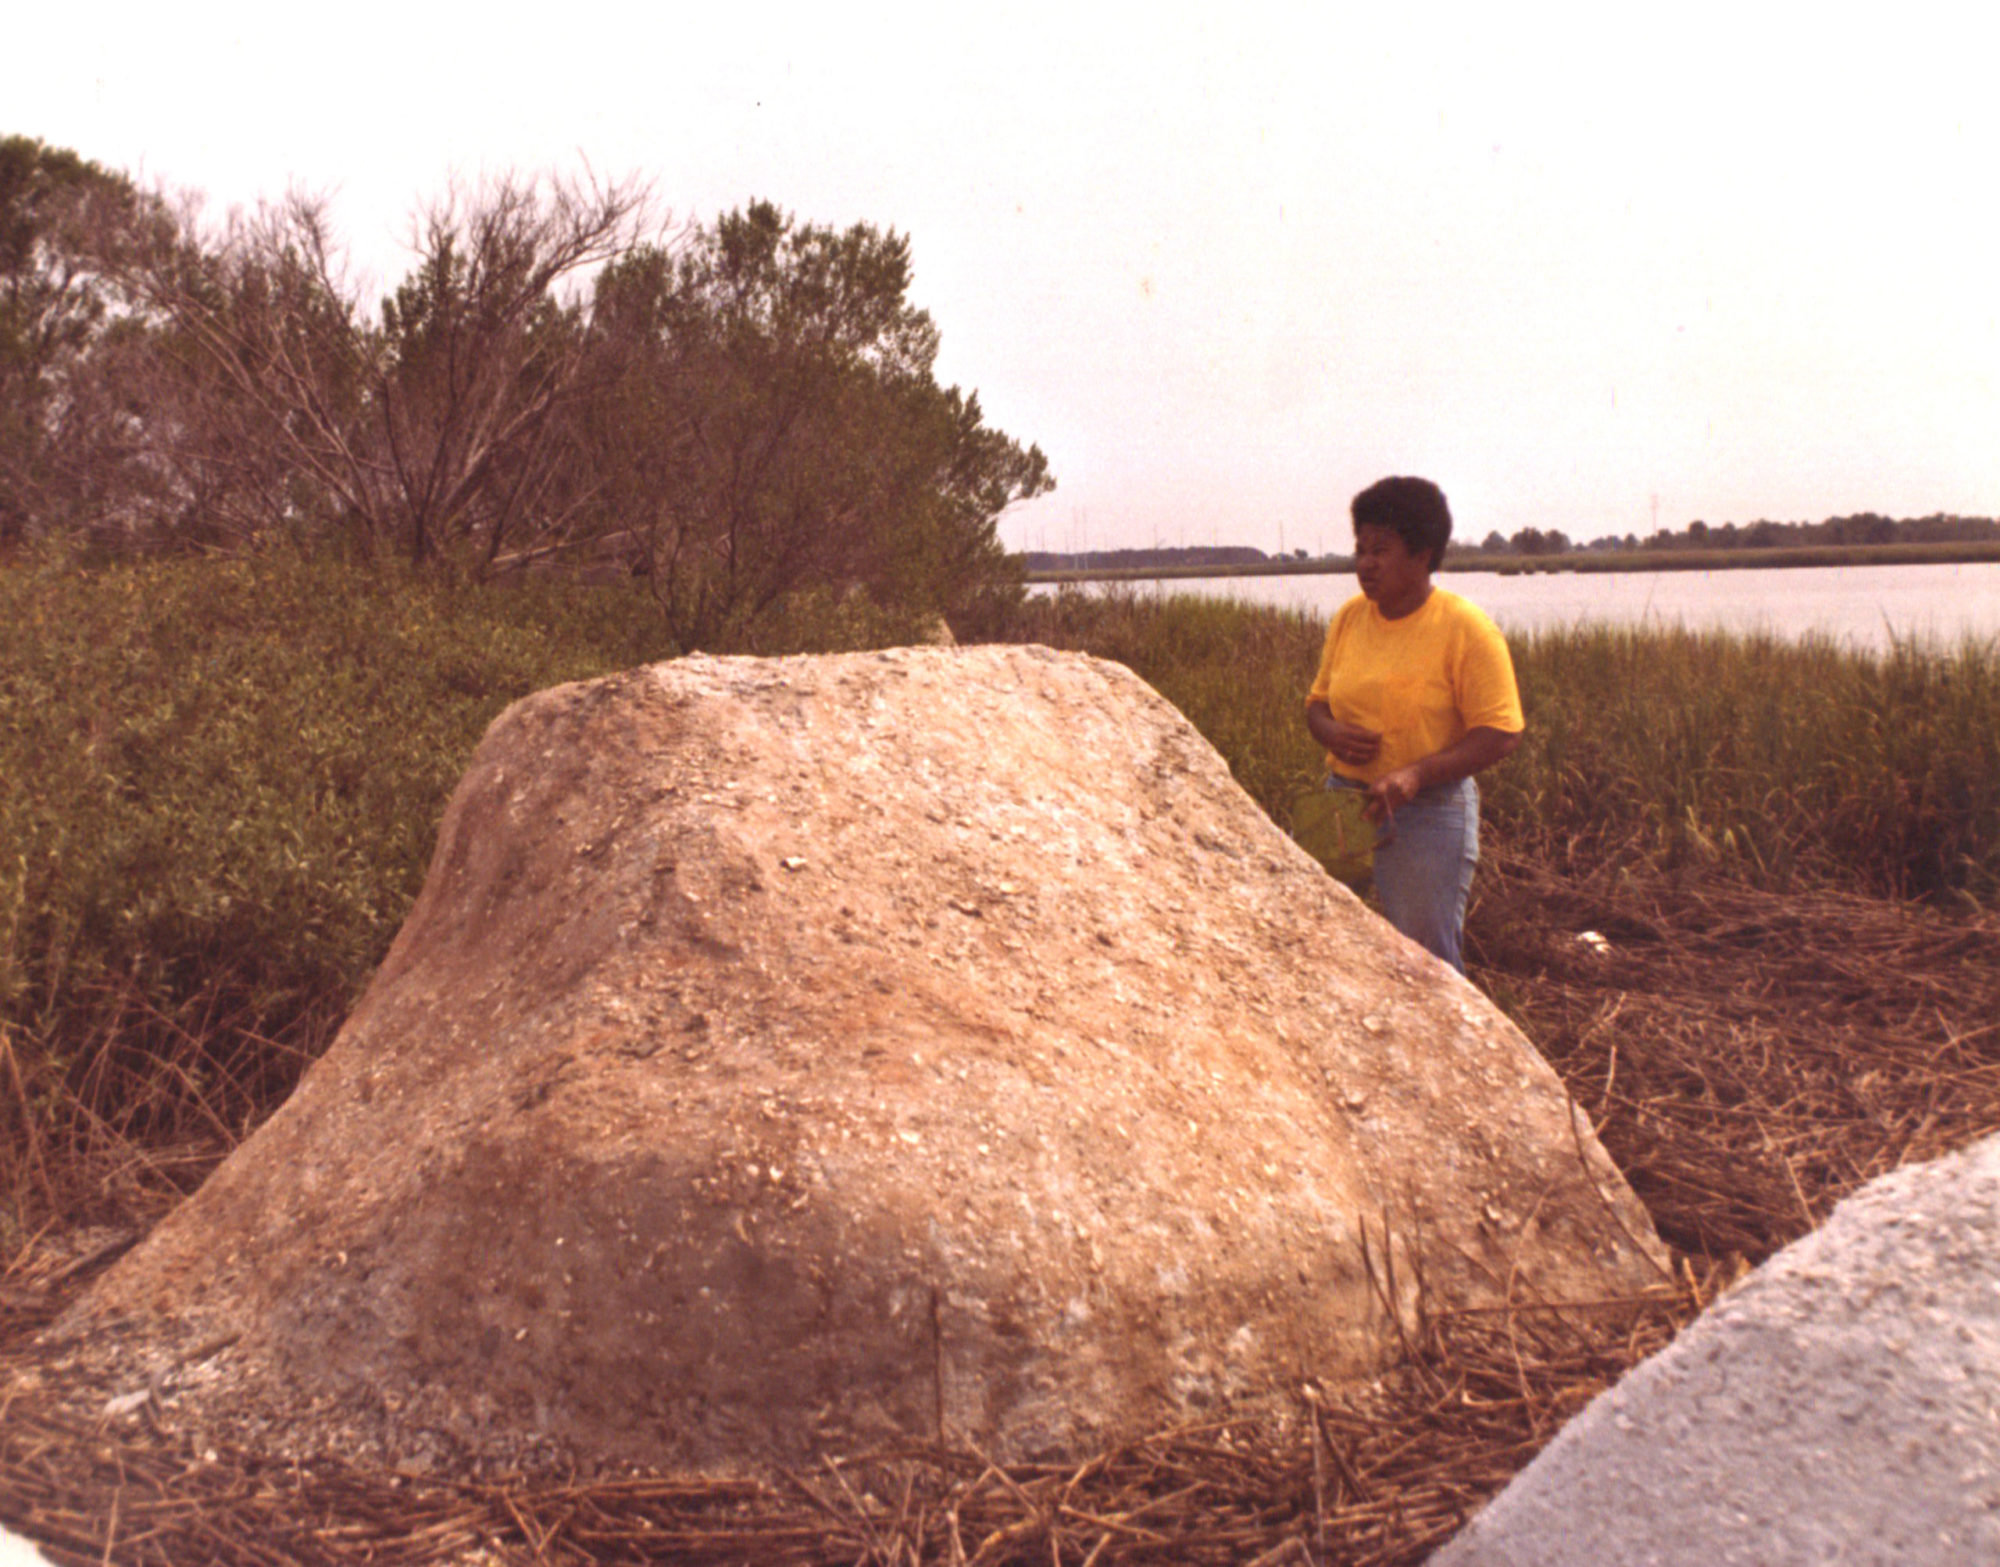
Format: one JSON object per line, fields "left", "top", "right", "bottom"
{"left": 1324, "top": 774, "right": 1480, "bottom": 973}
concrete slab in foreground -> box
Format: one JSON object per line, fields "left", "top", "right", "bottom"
{"left": 1431, "top": 1131, "right": 2000, "bottom": 1566}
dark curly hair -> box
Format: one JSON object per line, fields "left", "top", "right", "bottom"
{"left": 1351, "top": 476, "right": 1452, "bottom": 572}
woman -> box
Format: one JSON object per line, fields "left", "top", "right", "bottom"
{"left": 1304, "top": 477, "right": 1523, "bottom": 972}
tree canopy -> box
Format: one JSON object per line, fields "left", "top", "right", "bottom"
{"left": 0, "top": 136, "right": 153, "bottom": 548}
{"left": 582, "top": 202, "right": 1049, "bottom": 646}
{"left": 0, "top": 148, "right": 1052, "bottom": 644}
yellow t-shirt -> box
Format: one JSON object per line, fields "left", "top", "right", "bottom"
{"left": 1307, "top": 588, "right": 1524, "bottom": 784}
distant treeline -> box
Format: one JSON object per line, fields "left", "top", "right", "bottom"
{"left": 1458, "top": 513, "right": 2000, "bottom": 558}
{"left": 1020, "top": 545, "right": 1280, "bottom": 571}
{"left": 1025, "top": 515, "right": 2000, "bottom": 573}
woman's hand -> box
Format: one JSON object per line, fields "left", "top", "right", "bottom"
{"left": 1364, "top": 727, "right": 1523, "bottom": 823}
{"left": 1363, "top": 765, "right": 1422, "bottom": 823}
{"left": 1306, "top": 701, "right": 1381, "bottom": 766}
{"left": 1326, "top": 720, "right": 1383, "bottom": 767}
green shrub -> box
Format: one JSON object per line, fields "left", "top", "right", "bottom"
{"left": 3, "top": 556, "right": 644, "bottom": 1032}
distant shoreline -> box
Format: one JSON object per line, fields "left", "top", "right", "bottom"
{"left": 1024, "top": 539, "right": 2000, "bottom": 584}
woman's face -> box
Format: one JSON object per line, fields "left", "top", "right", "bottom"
{"left": 1353, "top": 524, "right": 1433, "bottom": 617}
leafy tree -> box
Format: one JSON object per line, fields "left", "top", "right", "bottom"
{"left": 0, "top": 136, "right": 153, "bottom": 548}
{"left": 370, "top": 176, "right": 655, "bottom": 568}
{"left": 1826, "top": 513, "right": 1897, "bottom": 546}
{"left": 7, "top": 150, "right": 1054, "bottom": 637}
{"left": 113, "top": 171, "right": 655, "bottom": 565}
{"left": 579, "top": 201, "right": 1050, "bottom": 647}
{"left": 1503, "top": 528, "right": 1571, "bottom": 556}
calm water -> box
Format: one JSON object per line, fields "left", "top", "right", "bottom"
{"left": 1043, "top": 563, "right": 2000, "bottom": 653}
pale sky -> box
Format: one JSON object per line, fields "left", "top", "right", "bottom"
{"left": 13, "top": 2, "right": 1998, "bottom": 554}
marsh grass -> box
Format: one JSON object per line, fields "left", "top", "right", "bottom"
{"left": 1009, "top": 587, "right": 2000, "bottom": 905}
{"left": 2, "top": 555, "right": 628, "bottom": 1232}
{"left": 1006, "top": 589, "right": 1332, "bottom": 817}
{"left": 1492, "top": 623, "right": 2000, "bottom": 903}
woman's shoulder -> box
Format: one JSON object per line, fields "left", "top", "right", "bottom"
{"left": 1327, "top": 592, "right": 1373, "bottom": 630}
{"left": 1429, "top": 587, "right": 1505, "bottom": 636}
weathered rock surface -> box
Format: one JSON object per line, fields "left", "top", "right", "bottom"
{"left": 62, "top": 645, "right": 1665, "bottom": 1473}
{"left": 1431, "top": 1131, "right": 2000, "bottom": 1567}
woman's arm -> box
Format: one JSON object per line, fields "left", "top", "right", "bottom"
{"left": 1305, "top": 699, "right": 1382, "bottom": 768}
{"left": 1363, "top": 725, "right": 1522, "bottom": 820}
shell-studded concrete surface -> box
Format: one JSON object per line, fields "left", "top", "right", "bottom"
{"left": 64, "top": 645, "right": 1666, "bottom": 1474}
{"left": 1433, "top": 1131, "right": 2000, "bottom": 1567}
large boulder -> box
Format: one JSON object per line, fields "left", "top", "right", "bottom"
{"left": 62, "top": 646, "right": 1665, "bottom": 1473}
{"left": 1431, "top": 1131, "right": 2000, "bottom": 1566}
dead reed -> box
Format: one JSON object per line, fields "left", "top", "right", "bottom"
{"left": 0, "top": 1261, "right": 1699, "bottom": 1567}
{"left": 1467, "top": 844, "right": 2000, "bottom": 1260}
